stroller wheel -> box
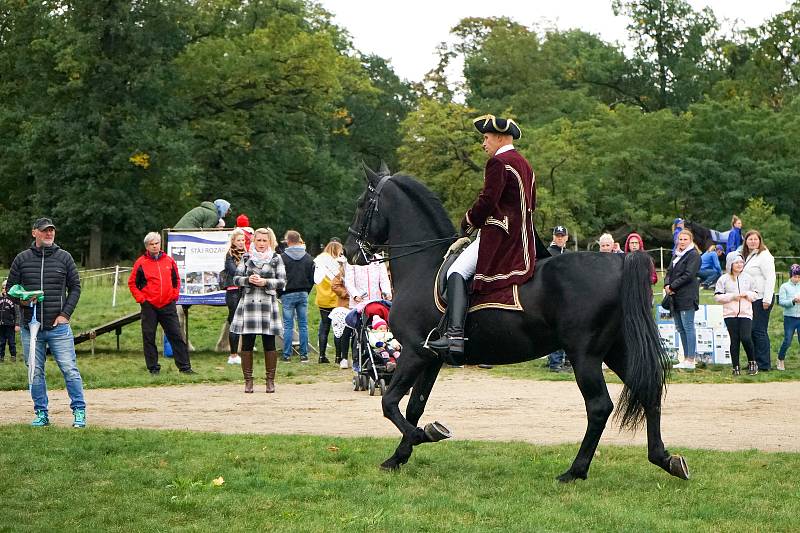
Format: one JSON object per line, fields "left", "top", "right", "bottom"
{"left": 378, "top": 378, "right": 386, "bottom": 396}
{"left": 368, "top": 377, "right": 376, "bottom": 396}
{"left": 352, "top": 375, "right": 360, "bottom": 391}
{"left": 359, "top": 374, "right": 369, "bottom": 391}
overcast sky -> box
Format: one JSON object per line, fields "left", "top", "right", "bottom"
{"left": 317, "top": 0, "right": 792, "bottom": 82}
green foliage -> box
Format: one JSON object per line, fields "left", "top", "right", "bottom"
{"left": 2, "top": 427, "right": 800, "bottom": 531}
{"left": 741, "top": 198, "right": 800, "bottom": 265}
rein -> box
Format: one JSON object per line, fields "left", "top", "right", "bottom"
{"left": 348, "top": 174, "right": 458, "bottom": 264}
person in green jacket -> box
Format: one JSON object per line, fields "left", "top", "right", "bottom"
{"left": 174, "top": 199, "right": 230, "bottom": 229}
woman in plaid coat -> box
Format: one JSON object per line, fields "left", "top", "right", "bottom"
{"left": 230, "top": 228, "right": 286, "bottom": 393}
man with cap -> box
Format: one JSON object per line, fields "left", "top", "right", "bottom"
{"left": 6, "top": 218, "right": 86, "bottom": 428}
{"left": 546, "top": 225, "right": 572, "bottom": 372}
{"left": 174, "top": 199, "right": 230, "bottom": 229}
{"left": 428, "top": 114, "right": 536, "bottom": 363}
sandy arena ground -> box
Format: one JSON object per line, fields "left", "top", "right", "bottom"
{"left": 0, "top": 372, "right": 797, "bottom": 452}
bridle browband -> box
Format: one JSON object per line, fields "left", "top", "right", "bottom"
{"left": 347, "top": 174, "right": 457, "bottom": 264}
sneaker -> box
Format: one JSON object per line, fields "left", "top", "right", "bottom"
{"left": 339, "top": 359, "right": 349, "bottom": 369}
{"left": 319, "top": 356, "right": 330, "bottom": 364}
{"left": 11, "top": 355, "right": 16, "bottom": 362}
{"left": 673, "top": 360, "right": 696, "bottom": 370}
{"left": 227, "top": 355, "right": 241, "bottom": 365}
{"left": 31, "top": 410, "right": 49, "bottom": 427}
{"left": 282, "top": 356, "right": 291, "bottom": 363}
{"left": 300, "top": 355, "right": 309, "bottom": 363}
{"left": 72, "top": 408, "right": 86, "bottom": 429}
{"left": 747, "top": 361, "right": 758, "bottom": 376}
{"left": 777, "top": 360, "right": 785, "bottom": 371}
{"left": 149, "top": 369, "right": 160, "bottom": 375}
{"left": 179, "top": 368, "right": 197, "bottom": 375}
{"left": 732, "top": 366, "right": 741, "bottom": 376}
{"left": 477, "top": 364, "right": 494, "bottom": 369}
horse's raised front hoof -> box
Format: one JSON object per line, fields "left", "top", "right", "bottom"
{"left": 668, "top": 455, "right": 690, "bottom": 480}
{"left": 423, "top": 421, "right": 452, "bottom": 442}
{"left": 380, "top": 456, "right": 402, "bottom": 471}
{"left": 556, "top": 470, "right": 587, "bottom": 483}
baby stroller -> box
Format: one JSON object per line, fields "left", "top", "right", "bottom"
{"left": 347, "top": 301, "right": 394, "bottom": 396}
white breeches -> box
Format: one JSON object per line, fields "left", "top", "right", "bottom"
{"left": 447, "top": 237, "right": 480, "bottom": 279}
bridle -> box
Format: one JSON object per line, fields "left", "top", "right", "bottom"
{"left": 347, "top": 174, "right": 458, "bottom": 264}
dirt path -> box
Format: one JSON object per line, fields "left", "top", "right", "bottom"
{"left": 1, "top": 373, "right": 798, "bottom": 452}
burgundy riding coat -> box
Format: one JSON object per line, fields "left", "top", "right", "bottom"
{"left": 465, "top": 149, "right": 536, "bottom": 294}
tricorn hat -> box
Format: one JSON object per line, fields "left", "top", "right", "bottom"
{"left": 473, "top": 114, "right": 521, "bottom": 140}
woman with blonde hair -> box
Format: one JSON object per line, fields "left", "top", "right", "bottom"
{"left": 726, "top": 215, "right": 743, "bottom": 253}
{"left": 313, "top": 239, "right": 344, "bottom": 364}
{"left": 665, "top": 229, "right": 701, "bottom": 370}
{"left": 741, "top": 229, "right": 776, "bottom": 371}
{"left": 230, "top": 227, "right": 286, "bottom": 393}
{"left": 222, "top": 229, "right": 246, "bottom": 365}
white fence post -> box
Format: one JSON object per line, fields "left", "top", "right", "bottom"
{"left": 112, "top": 265, "right": 120, "bottom": 307}
{"left": 659, "top": 247, "right": 664, "bottom": 272}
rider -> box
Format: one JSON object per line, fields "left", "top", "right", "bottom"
{"left": 428, "top": 114, "right": 536, "bottom": 363}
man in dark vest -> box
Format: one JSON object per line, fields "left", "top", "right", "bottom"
{"left": 429, "top": 115, "right": 536, "bottom": 363}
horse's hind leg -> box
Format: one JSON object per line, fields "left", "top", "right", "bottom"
{"left": 380, "top": 354, "right": 439, "bottom": 470}
{"left": 558, "top": 354, "right": 613, "bottom": 483}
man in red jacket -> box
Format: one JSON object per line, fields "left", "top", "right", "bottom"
{"left": 128, "top": 232, "right": 194, "bottom": 375}
{"left": 429, "top": 115, "right": 536, "bottom": 363}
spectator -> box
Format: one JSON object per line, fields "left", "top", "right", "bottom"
{"left": 598, "top": 233, "right": 614, "bottom": 253}
{"left": 698, "top": 244, "right": 724, "bottom": 289}
{"left": 665, "top": 229, "right": 701, "bottom": 370}
{"left": 128, "top": 232, "right": 195, "bottom": 376}
{"left": 6, "top": 218, "right": 85, "bottom": 428}
{"left": 671, "top": 218, "right": 684, "bottom": 251}
{"left": 223, "top": 229, "right": 247, "bottom": 365}
{"left": 714, "top": 252, "right": 758, "bottom": 376}
{"left": 776, "top": 264, "right": 800, "bottom": 371}
{"left": 344, "top": 259, "right": 392, "bottom": 311}
{"left": 279, "top": 230, "right": 315, "bottom": 362}
{"left": 236, "top": 214, "right": 254, "bottom": 251}
{"left": 741, "top": 230, "right": 776, "bottom": 372}
{"left": 726, "top": 215, "right": 743, "bottom": 253}
{"left": 174, "top": 199, "right": 230, "bottom": 229}
{"left": 230, "top": 228, "right": 286, "bottom": 393}
{"left": 368, "top": 315, "right": 402, "bottom": 371}
{"left": 0, "top": 280, "right": 21, "bottom": 362}
{"left": 314, "top": 239, "right": 344, "bottom": 364}
{"left": 625, "top": 232, "right": 658, "bottom": 285}
{"left": 546, "top": 226, "right": 570, "bottom": 372}
{"left": 330, "top": 256, "right": 352, "bottom": 368}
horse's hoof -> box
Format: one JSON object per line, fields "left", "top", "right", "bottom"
{"left": 556, "top": 470, "right": 586, "bottom": 483}
{"left": 423, "top": 421, "right": 452, "bottom": 442}
{"left": 380, "top": 458, "right": 401, "bottom": 471}
{"left": 668, "top": 455, "right": 690, "bottom": 480}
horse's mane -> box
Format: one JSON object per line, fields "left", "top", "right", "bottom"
{"left": 390, "top": 174, "right": 456, "bottom": 237}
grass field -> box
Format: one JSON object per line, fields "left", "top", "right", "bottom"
{"left": 1, "top": 426, "right": 798, "bottom": 532}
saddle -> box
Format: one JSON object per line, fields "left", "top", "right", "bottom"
{"left": 433, "top": 237, "right": 523, "bottom": 313}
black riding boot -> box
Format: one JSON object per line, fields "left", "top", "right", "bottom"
{"left": 427, "top": 273, "right": 468, "bottom": 365}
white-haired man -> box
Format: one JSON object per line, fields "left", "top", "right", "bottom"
{"left": 128, "top": 232, "right": 194, "bottom": 375}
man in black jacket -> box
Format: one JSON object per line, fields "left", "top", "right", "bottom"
{"left": 6, "top": 218, "right": 86, "bottom": 428}
{"left": 279, "top": 230, "right": 315, "bottom": 362}
{"left": 547, "top": 225, "right": 572, "bottom": 373}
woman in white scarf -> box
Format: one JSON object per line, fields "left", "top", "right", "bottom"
{"left": 665, "top": 229, "right": 701, "bottom": 370}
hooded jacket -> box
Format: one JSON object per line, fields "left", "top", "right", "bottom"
{"left": 174, "top": 201, "right": 219, "bottom": 229}
{"left": 280, "top": 245, "right": 315, "bottom": 295}
{"left": 128, "top": 252, "right": 181, "bottom": 308}
{"left": 6, "top": 242, "right": 81, "bottom": 330}
{"left": 714, "top": 257, "right": 758, "bottom": 320}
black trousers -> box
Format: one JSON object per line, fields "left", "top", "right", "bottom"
{"left": 724, "top": 317, "right": 755, "bottom": 369}
{"left": 0, "top": 325, "right": 16, "bottom": 357}
{"left": 141, "top": 302, "right": 190, "bottom": 372}
{"left": 318, "top": 307, "right": 333, "bottom": 355}
{"left": 225, "top": 289, "right": 241, "bottom": 354}
{"left": 240, "top": 334, "right": 276, "bottom": 352}
{"left": 335, "top": 327, "right": 352, "bottom": 360}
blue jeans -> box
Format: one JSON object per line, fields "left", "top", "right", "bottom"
{"left": 751, "top": 299, "right": 773, "bottom": 370}
{"left": 21, "top": 323, "right": 85, "bottom": 412}
{"left": 778, "top": 316, "right": 800, "bottom": 360}
{"left": 673, "top": 309, "right": 696, "bottom": 359}
{"left": 698, "top": 269, "right": 720, "bottom": 287}
{"left": 281, "top": 292, "right": 309, "bottom": 358}
{"left": 548, "top": 349, "right": 565, "bottom": 370}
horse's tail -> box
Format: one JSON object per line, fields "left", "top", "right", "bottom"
{"left": 615, "top": 251, "right": 670, "bottom": 431}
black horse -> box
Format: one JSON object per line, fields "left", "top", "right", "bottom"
{"left": 685, "top": 221, "right": 729, "bottom": 253}
{"left": 345, "top": 167, "right": 690, "bottom": 482}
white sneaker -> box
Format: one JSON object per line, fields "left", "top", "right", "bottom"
{"left": 673, "top": 360, "right": 696, "bottom": 370}
{"left": 339, "top": 359, "right": 349, "bottom": 369}
{"left": 777, "top": 359, "right": 785, "bottom": 371}
{"left": 227, "top": 355, "right": 241, "bottom": 365}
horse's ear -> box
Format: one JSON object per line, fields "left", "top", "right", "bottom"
{"left": 361, "top": 161, "right": 378, "bottom": 183}
{"left": 378, "top": 160, "right": 391, "bottom": 176}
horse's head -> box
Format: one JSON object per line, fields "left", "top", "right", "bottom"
{"left": 344, "top": 162, "right": 393, "bottom": 265}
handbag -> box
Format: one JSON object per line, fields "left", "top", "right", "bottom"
{"left": 660, "top": 293, "right": 672, "bottom": 309}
